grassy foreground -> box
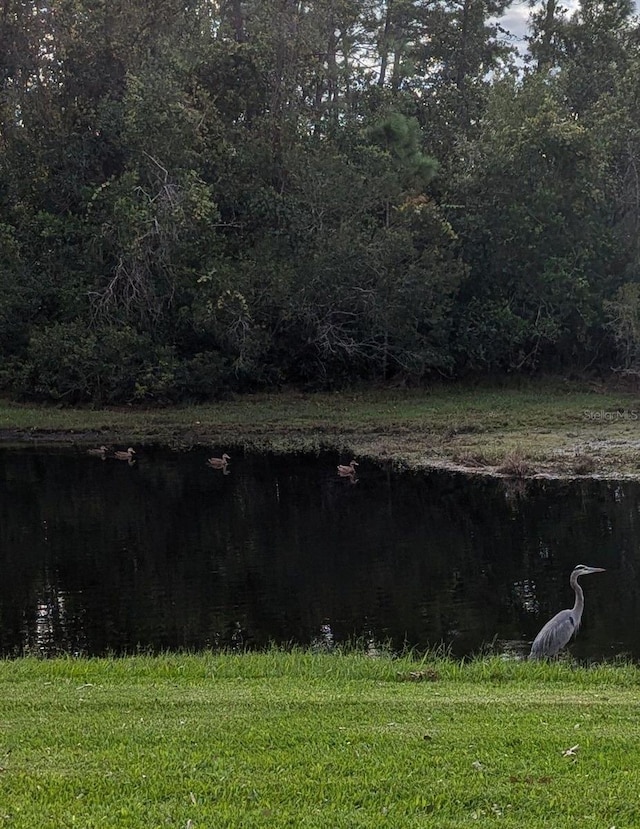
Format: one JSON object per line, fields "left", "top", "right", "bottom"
{"left": 1, "top": 652, "right": 640, "bottom": 828}
{"left": 3, "top": 379, "right": 640, "bottom": 477}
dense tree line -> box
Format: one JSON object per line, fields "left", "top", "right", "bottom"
{"left": 1, "top": 0, "right": 639, "bottom": 402}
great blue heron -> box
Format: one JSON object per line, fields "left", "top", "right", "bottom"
{"left": 529, "top": 564, "right": 605, "bottom": 660}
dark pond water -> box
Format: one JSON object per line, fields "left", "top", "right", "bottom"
{"left": 1, "top": 446, "right": 639, "bottom": 660}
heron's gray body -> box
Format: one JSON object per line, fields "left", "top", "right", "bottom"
{"left": 529, "top": 565, "right": 605, "bottom": 660}
{"left": 530, "top": 608, "right": 580, "bottom": 660}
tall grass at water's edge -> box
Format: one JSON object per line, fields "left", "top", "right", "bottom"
{"left": 6, "top": 647, "right": 639, "bottom": 684}
{"left": 1, "top": 651, "right": 640, "bottom": 828}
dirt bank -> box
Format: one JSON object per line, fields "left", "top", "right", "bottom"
{"left": 3, "top": 417, "right": 640, "bottom": 482}
{"left": 3, "top": 383, "right": 640, "bottom": 479}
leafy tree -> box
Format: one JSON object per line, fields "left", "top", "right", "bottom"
{"left": 526, "top": 0, "right": 567, "bottom": 72}
{"left": 3, "top": 0, "right": 640, "bottom": 399}
{"left": 450, "top": 75, "right": 615, "bottom": 371}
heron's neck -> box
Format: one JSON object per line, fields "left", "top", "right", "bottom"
{"left": 570, "top": 572, "right": 584, "bottom": 617}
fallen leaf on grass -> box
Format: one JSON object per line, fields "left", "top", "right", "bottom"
{"left": 562, "top": 744, "right": 579, "bottom": 757}
{"left": 397, "top": 669, "right": 440, "bottom": 682}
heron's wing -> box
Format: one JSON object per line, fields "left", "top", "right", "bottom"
{"left": 529, "top": 609, "right": 578, "bottom": 659}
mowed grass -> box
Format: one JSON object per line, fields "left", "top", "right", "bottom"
{"left": 1, "top": 652, "right": 640, "bottom": 828}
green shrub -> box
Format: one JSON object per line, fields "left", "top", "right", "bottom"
{"left": 2, "top": 322, "right": 179, "bottom": 403}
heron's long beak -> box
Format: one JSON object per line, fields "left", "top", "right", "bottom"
{"left": 586, "top": 567, "right": 606, "bottom": 574}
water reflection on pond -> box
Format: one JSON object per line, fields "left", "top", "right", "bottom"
{"left": 0, "top": 446, "right": 639, "bottom": 660}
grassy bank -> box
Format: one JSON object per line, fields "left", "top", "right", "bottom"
{"left": 2, "top": 380, "right": 640, "bottom": 477}
{"left": 1, "top": 651, "right": 639, "bottom": 828}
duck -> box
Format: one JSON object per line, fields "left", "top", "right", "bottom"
{"left": 87, "top": 445, "right": 108, "bottom": 457}
{"left": 114, "top": 447, "right": 136, "bottom": 460}
{"left": 207, "top": 453, "right": 230, "bottom": 469}
{"left": 337, "top": 460, "right": 358, "bottom": 476}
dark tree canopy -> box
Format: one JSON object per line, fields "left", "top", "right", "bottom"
{"left": 0, "top": 0, "right": 639, "bottom": 402}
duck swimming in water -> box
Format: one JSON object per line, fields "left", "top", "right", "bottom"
{"left": 207, "top": 453, "right": 230, "bottom": 469}
{"left": 337, "top": 460, "right": 358, "bottom": 476}
{"left": 114, "top": 447, "right": 136, "bottom": 461}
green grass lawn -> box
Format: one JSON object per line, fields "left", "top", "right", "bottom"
{"left": 1, "top": 652, "right": 640, "bottom": 828}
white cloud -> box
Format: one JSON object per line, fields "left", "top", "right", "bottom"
{"left": 499, "top": 1, "right": 577, "bottom": 43}
{"left": 500, "top": 1, "right": 637, "bottom": 43}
